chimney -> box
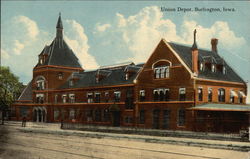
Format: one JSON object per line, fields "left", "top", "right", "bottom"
{"left": 211, "top": 38, "right": 218, "bottom": 53}
{"left": 191, "top": 29, "right": 198, "bottom": 76}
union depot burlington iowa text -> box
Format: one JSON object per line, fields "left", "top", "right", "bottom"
{"left": 12, "top": 14, "right": 249, "bottom": 133}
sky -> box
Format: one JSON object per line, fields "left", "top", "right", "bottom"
{"left": 1, "top": 1, "right": 250, "bottom": 103}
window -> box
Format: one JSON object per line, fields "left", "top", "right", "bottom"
{"left": 238, "top": 91, "right": 245, "bottom": 104}
{"left": 198, "top": 88, "right": 203, "bottom": 101}
{"left": 125, "top": 90, "right": 133, "bottom": 109}
{"left": 208, "top": 88, "right": 212, "bottom": 102}
{"left": 230, "top": 90, "right": 237, "bottom": 103}
{"left": 212, "top": 64, "right": 216, "bottom": 72}
{"left": 163, "top": 110, "right": 171, "bottom": 129}
{"left": 178, "top": 108, "right": 185, "bottom": 126}
{"left": 55, "top": 94, "right": 58, "bottom": 103}
{"left": 105, "top": 92, "right": 109, "bottom": 103}
{"left": 36, "top": 79, "right": 45, "bottom": 90}
{"left": 86, "top": 109, "right": 93, "bottom": 122}
{"left": 58, "top": 73, "right": 63, "bottom": 80}
{"left": 69, "top": 80, "right": 74, "bottom": 86}
{"left": 69, "top": 94, "right": 75, "bottom": 103}
{"left": 165, "top": 89, "right": 170, "bottom": 101}
{"left": 36, "top": 94, "right": 44, "bottom": 103}
{"left": 62, "top": 94, "right": 67, "bottom": 103}
{"left": 179, "top": 88, "right": 186, "bottom": 101}
{"left": 218, "top": 88, "right": 225, "bottom": 102}
{"left": 124, "top": 116, "right": 133, "bottom": 124}
{"left": 94, "top": 109, "right": 101, "bottom": 122}
{"left": 159, "top": 89, "right": 165, "bottom": 101}
{"left": 139, "top": 90, "right": 145, "bottom": 101}
{"left": 223, "top": 66, "right": 226, "bottom": 74}
{"left": 39, "top": 58, "right": 43, "bottom": 64}
{"left": 139, "top": 110, "right": 145, "bottom": 124}
{"left": 154, "top": 66, "right": 170, "bottom": 79}
{"left": 69, "top": 109, "right": 76, "bottom": 120}
{"left": 53, "top": 109, "right": 59, "bottom": 120}
{"left": 125, "top": 73, "right": 129, "bottom": 80}
{"left": 103, "top": 109, "right": 110, "bottom": 122}
{"left": 87, "top": 93, "right": 93, "bottom": 103}
{"left": 94, "top": 92, "right": 101, "bottom": 103}
{"left": 200, "top": 63, "right": 204, "bottom": 71}
{"left": 153, "top": 90, "right": 159, "bottom": 101}
{"left": 114, "top": 91, "right": 121, "bottom": 102}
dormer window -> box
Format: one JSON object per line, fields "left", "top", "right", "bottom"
{"left": 200, "top": 63, "right": 204, "bottom": 71}
{"left": 212, "top": 64, "right": 216, "bottom": 72}
{"left": 223, "top": 66, "right": 226, "bottom": 74}
{"left": 125, "top": 73, "right": 129, "bottom": 80}
{"left": 58, "top": 73, "right": 63, "bottom": 80}
{"left": 69, "top": 80, "right": 74, "bottom": 86}
{"left": 39, "top": 58, "right": 43, "bottom": 64}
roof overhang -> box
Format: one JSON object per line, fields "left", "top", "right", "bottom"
{"left": 188, "top": 103, "right": 250, "bottom": 112}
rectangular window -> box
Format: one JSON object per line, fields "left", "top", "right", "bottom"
{"left": 153, "top": 90, "right": 159, "bottom": 101}
{"left": 155, "top": 68, "right": 160, "bottom": 79}
{"left": 94, "top": 92, "right": 101, "bottom": 103}
{"left": 114, "top": 91, "right": 121, "bottom": 102}
{"left": 163, "top": 110, "right": 171, "bottom": 129}
{"left": 103, "top": 109, "right": 110, "bottom": 122}
{"left": 69, "top": 94, "right": 75, "bottom": 103}
{"left": 178, "top": 109, "right": 185, "bottom": 126}
{"left": 198, "top": 88, "right": 203, "bottom": 101}
{"left": 87, "top": 93, "right": 93, "bottom": 103}
{"left": 218, "top": 89, "right": 225, "bottom": 102}
{"left": 165, "top": 89, "right": 170, "bottom": 101}
{"left": 139, "top": 110, "right": 145, "bottom": 124}
{"left": 238, "top": 91, "right": 245, "bottom": 104}
{"left": 36, "top": 94, "right": 44, "bottom": 104}
{"left": 154, "top": 66, "right": 169, "bottom": 79}
{"left": 208, "top": 88, "right": 212, "bottom": 102}
{"left": 179, "top": 88, "right": 186, "bottom": 101}
{"left": 62, "top": 94, "right": 67, "bottom": 103}
{"left": 55, "top": 95, "right": 58, "bottom": 103}
{"left": 230, "top": 90, "right": 236, "bottom": 103}
{"left": 139, "top": 90, "right": 145, "bottom": 101}
{"left": 105, "top": 92, "right": 109, "bottom": 103}
{"left": 69, "top": 109, "right": 76, "bottom": 120}
{"left": 94, "top": 109, "right": 101, "bottom": 122}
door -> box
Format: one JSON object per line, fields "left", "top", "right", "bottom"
{"left": 153, "top": 109, "right": 160, "bottom": 129}
{"left": 112, "top": 111, "right": 120, "bottom": 127}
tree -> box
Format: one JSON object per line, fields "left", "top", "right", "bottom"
{"left": 0, "top": 66, "right": 23, "bottom": 124}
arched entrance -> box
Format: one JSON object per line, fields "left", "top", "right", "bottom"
{"left": 33, "top": 107, "right": 47, "bottom": 122}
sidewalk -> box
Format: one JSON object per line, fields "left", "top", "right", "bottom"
{"left": 5, "top": 121, "right": 250, "bottom": 152}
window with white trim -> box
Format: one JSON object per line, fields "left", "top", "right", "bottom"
{"left": 218, "top": 88, "right": 225, "bottom": 102}
{"left": 139, "top": 90, "right": 145, "bottom": 101}
{"left": 179, "top": 88, "right": 186, "bottom": 101}
{"left": 208, "top": 88, "right": 212, "bottom": 102}
{"left": 94, "top": 92, "right": 101, "bottom": 103}
{"left": 69, "top": 94, "right": 75, "bottom": 103}
{"left": 212, "top": 64, "right": 216, "bottom": 72}
{"left": 114, "top": 91, "right": 121, "bottom": 102}
{"left": 87, "top": 93, "right": 93, "bottom": 103}
{"left": 36, "top": 79, "right": 45, "bottom": 90}
{"left": 62, "top": 94, "right": 67, "bottom": 103}
{"left": 36, "top": 94, "right": 44, "bottom": 103}
{"left": 198, "top": 88, "right": 203, "bottom": 101}
{"left": 154, "top": 66, "right": 170, "bottom": 79}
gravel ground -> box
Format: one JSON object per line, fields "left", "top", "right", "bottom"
{"left": 0, "top": 123, "right": 249, "bottom": 159}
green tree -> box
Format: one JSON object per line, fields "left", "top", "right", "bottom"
{"left": 0, "top": 66, "right": 22, "bottom": 124}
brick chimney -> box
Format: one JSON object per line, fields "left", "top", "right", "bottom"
{"left": 191, "top": 29, "right": 198, "bottom": 76}
{"left": 211, "top": 38, "right": 218, "bottom": 53}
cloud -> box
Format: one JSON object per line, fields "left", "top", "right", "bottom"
{"left": 97, "top": 6, "right": 246, "bottom": 64}
{"left": 1, "top": 49, "right": 10, "bottom": 59}
{"left": 96, "top": 23, "right": 111, "bottom": 32}
{"left": 13, "top": 40, "right": 25, "bottom": 55}
{"left": 64, "top": 20, "right": 99, "bottom": 69}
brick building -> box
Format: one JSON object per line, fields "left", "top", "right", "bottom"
{"left": 12, "top": 15, "right": 249, "bottom": 133}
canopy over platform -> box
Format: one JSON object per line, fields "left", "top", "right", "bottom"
{"left": 189, "top": 103, "right": 250, "bottom": 112}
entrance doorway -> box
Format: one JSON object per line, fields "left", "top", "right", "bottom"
{"left": 33, "top": 107, "right": 47, "bottom": 122}
{"left": 112, "top": 111, "right": 120, "bottom": 127}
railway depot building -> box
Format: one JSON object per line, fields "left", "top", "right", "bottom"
{"left": 12, "top": 15, "right": 249, "bottom": 133}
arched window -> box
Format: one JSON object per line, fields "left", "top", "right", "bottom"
{"left": 208, "top": 88, "right": 212, "bottom": 102}
{"left": 153, "top": 61, "right": 171, "bottom": 79}
{"left": 218, "top": 88, "right": 225, "bottom": 102}
{"left": 198, "top": 88, "right": 203, "bottom": 101}
{"left": 36, "top": 76, "right": 45, "bottom": 90}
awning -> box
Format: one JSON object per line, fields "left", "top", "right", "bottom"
{"left": 189, "top": 103, "right": 250, "bottom": 112}
{"left": 239, "top": 91, "right": 246, "bottom": 97}
{"left": 230, "top": 90, "right": 237, "bottom": 97}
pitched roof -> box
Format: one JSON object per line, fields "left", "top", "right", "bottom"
{"left": 60, "top": 64, "right": 142, "bottom": 89}
{"left": 168, "top": 42, "right": 245, "bottom": 83}
{"left": 17, "top": 82, "right": 32, "bottom": 101}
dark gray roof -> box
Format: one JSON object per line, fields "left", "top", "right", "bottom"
{"left": 56, "top": 15, "right": 63, "bottom": 29}
{"left": 37, "top": 38, "right": 82, "bottom": 68}
{"left": 168, "top": 42, "right": 245, "bottom": 83}
{"left": 18, "top": 82, "right": 32, "bottom": 101}
{"left": 61, "top": 64, "right": 141, "bottom": 89}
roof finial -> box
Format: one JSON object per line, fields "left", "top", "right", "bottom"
{"left": 192, "top": 29, "right": 198, "bottom": 50}
{"left": 59, "top": 12, "right": 61, "bottom": 17}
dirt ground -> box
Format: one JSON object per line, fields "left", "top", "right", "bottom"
{"left": 0, "top": 124, "right": 249, "bottom": 159}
